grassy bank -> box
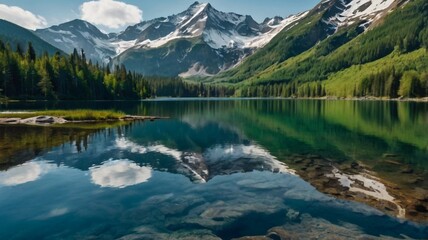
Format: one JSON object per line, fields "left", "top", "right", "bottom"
{"left": 0, "top": 109, "right": 126, "bottom": 121}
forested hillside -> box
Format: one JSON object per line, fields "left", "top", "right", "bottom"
{"left": 208, "top": 0, "right": 428, "bottom": 98}
{"left": 0, "top": 40, "right": 233, "bottom": 100}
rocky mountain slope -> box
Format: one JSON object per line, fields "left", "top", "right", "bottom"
{"left": 35, "top": 19, "right": 116, "bottom": 63}
{"left": 209, "top": 0, "right": 402, "bottom": 84}
{"left": 220, "top": 0, "right": 428, "bottom": 99}
{"left": 35, "top": 1, "right": 306, "bottom": 76}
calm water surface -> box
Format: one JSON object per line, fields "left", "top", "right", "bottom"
{"left": 0, "top": 99, "right": 427, "bottom": 239}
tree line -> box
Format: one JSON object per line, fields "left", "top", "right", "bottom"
{"left": 0, "top": 40, "right": 233, "bottom": 101}
{"left": 0, "top": 37, "right": 426, "bottom": 100}
{"left": 237, "top": 67, "right": 428, "bottom": 98}
{"left": 358, "top": 67, "right": 428, "bottom": 98}
{"left": 238, "top": 0, "right": 428, "bottom": 98}
{"left": 237, "top": 81, "right": 327, "bottom": 98}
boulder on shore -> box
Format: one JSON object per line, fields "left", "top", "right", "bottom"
{"left": 0, "top": 116, "right": 67, "bottom": 125}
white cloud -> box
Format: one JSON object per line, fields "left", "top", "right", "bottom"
{"left": 0, "top": 162, "right": 54, "bottom": 186}
{"left": 0, "top": 4, "right": 47, "bottom": 30}
{"left": 80, "top": 0, "right": 143, "bottom": 29}
{"left": 90, "top": 159, "right": 152, "bottom": 188}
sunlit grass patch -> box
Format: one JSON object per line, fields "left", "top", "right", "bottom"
{"left": 0, "top": 109, "right": 126, "bottom": 121}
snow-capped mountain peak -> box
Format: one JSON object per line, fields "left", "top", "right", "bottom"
{"left": 121, "top": 1, "right": 307, "bottom": 50}
{"left": 35, "top": 2, "right": 309, "bottom": 76}
{"left": 35, "top": 19, "right": 116, "bottom": 63}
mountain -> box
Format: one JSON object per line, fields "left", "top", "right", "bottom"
{"left": 112, "top": 2, "right": 307, "bottom": 77}
{"left": 35, "top": 2, "right": 306, "bottom": 76}
{"left": 0, "top": 19, "right": 62, "bottom": 56}
{"left": 117, "top": 2, "right": 305, "bottom": 51}
{"left": 35, "top": 19, "right": 116, "bottom": 63}
{"left": 209, "top": 0, "right": 400, "bottom": 83}
{"left": 207, "top": 0, "right": 428, "bottom": 98}
{"left": 26, "top": 0, "right": 428, "bottom": 98}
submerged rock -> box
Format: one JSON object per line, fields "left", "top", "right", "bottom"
{"left": 286, "top": 154, "right": 428, "bottom": 222}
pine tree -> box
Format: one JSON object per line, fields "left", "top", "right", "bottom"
{"left": 398, "top": 71, "right": 419, "bottom": 98}
{"left": 37, "top": 59, "right": 54, "bottom": 99}
{"left": 26, "top": 42, "right": 36, "bottom": 62}
{"left": 16, "top": 44, "right": 24, "bottom": 57}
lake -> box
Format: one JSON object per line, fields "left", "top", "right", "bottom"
{"left": 0, "top": 99, "right": 427, "bottom": 239}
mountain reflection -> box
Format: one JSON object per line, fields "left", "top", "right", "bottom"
{"left": 90, "top": 159, "right": 152, "bottom": 188}
{"left": 1, "top": 99, "right": 427, "bottom": 221}
{"left": 116, "top": 137, "right": 294, "bottom": 183}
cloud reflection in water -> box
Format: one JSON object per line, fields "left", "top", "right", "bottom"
{"left": 90, "top": 159, "right": 152, "bottom": 189}
{"left": 0, "top": 161, "right": 54, "bottom": 186}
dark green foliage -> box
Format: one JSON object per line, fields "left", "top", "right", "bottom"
{"left": 215, "top": 11, "right": 333, "bottom": 83}
{"left": 398, "top": 71, "right": 426, "bottom": 97}
{"left": 146, "top": 77, "right": 235, "bottom": 97}
{"left": 0, "top": 39, "right": 233, "bottom": 100}
{"left": 210, "top": 0, "right": 428, "bottom": 98}
{"left": 359, "top": 68, "right": 402, "bottom": 97}
{"left": 265, "top": 0, "right": 428, "bottom": 85}
{"left": 315, "top": 26, "right": 362, "bottom": 57}
{"left": 237, "top": 81, "right": 326, "bottom": 98}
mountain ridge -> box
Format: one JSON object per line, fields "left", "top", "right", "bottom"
{"left": 34, "top": 1, "right": 306, "bottom": 76}
{"left": 210, "top": 0, "right": 428, "bottom": 98}
{"left": 207, "top": 0, "right": 402, "bottom": 83}
{"left": 0, "top": 19, "right": 62, "bottom": 56}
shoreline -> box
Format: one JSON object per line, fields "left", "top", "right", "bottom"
{"left": 1, "top": 96, "right": 427, "bottom": 103}
{"left": 0, "top": 115, "right": 168, "bottom": 126}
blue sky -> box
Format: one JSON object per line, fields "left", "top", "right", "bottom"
{"left": 0, "top": 0, "right": 319, "bottom": 32}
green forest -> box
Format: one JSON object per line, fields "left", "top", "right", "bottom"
{"left": 0, "top": 40, "right": 233, "bottom": 101}
{"left": 1, "top": 0, "right": 428, "bottom": 100}
{"left": 213, "top": 0, "right": 428, "bottom": 98}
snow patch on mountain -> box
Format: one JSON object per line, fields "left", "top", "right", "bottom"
{"left": 326, "top": 0, "right": 396, "bottom": 30}
{"left": 111, "top": 40, "right": 137, "bottom": 55}
{"left": 181, "top": 3, "right": 209, "bottom": 28}
{"left": 179, "top": 63, "right": 214, "bottom": 78}
{"left": 133, "top": 32, "right": 190, "bottom": 49}
{"left": 204, "top": 11, "right": 308, "bottom": 49}
{"left": 126, "top": 3, "right": 307, "bottom": 51}
{"left": 35, "top": 2, "right": 311, "bottom": 76}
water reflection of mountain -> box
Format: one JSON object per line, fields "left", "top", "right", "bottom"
{"left": 159, "top": 100, "right": 428, "bottom": 221}
{"left": 130, "top": 100, "right": 428, "bottom": 221}
{"left": 36, "top": 121, "right": 294, "bottom": 184}
{"left": 1, "top": 100, "right": 427, "bottom": 222}
{"left": 115, "top": 137, "right": 295, "bottom": 183}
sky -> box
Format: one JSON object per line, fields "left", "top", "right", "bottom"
{"left": 0, "top": 0, "right": 320, "bottom": 33}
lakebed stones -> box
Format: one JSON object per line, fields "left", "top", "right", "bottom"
{"left": 235, "top": 214, "right": 379, "bottom": 240}
{"left": 286, "top": 153, "right": 428, "bottom": 222}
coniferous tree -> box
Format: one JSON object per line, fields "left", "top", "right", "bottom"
{"left": 399, "top": 71, "right": 419, "bottom": 98}
{"left": 26, "top": 42, "right": 36, "bottom": 62}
